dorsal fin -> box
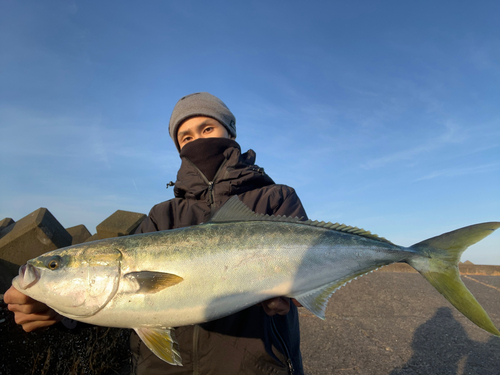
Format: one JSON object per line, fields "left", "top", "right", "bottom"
{"left": 210, "top": 196, "right": 393, "bottom": 245}
{"left": 209, "top": 195, "right": 302, "bottom": 223}
{"left": 299, "top": 220, "right": 394, "bottom": 244}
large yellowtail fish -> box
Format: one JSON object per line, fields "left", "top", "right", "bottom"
{"left": 12, "top": 196, "right": 500, "bottom": 365}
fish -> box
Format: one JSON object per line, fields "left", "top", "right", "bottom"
{"left": 12, "top": 196, "right": 500, "bottom": 366}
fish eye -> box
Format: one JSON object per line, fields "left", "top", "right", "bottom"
{"left": 47, "top": 256, "right": 62, "bottom": 270}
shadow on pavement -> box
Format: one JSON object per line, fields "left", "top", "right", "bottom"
{"left": 391, "top": 307, "right": 500, "bottom": 375}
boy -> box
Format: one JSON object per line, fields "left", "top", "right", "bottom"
{"left": 6, "top": 92, "right": 307, "bottom": 374}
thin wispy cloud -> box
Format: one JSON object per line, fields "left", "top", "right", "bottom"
{"left": 416, "top": 162, "right": 500, "bottom": 181}
{"left": 0, "top": 106, "right": 178, "bottom": 174}
{"left": 464, "top": 35, "right": 500, "bottom": 73}
{"left": 361, "top": 121, "right": 468, "bottom": 170}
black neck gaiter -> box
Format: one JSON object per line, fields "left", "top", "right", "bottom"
{"left": 179, "top": 138, "right": 240, "bottom": 182}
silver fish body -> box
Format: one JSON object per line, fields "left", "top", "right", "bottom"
{"left": 12, "top": 196, "right": 500, "bottom": 365}
{"left": 68, "top": 220, "right": 405, "bottom": 328}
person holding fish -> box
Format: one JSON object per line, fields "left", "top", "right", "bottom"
{"left": 6, "top": 93, "right": 500, "bottom": 375}
{"left": 6, "top": 92, "right": 309, "bottom": 374}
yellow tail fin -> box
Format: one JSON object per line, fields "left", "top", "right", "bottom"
{"left": 408, "top": 222, "right": 500, "bottom": 336}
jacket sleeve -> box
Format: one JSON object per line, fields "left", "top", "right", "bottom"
{"left": 240, "top": 184, "right": 308, "bottom": 221}
{"left": 134, "top": 201, "right": 175, "bottom": 234}
{"left": 135, "top": 214, "right": 159, "bottom": 234}
{"left": 272, "top": 186, "right": 308, "bottom": 220}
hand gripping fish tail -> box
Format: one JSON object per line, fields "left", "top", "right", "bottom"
{"left": 407, "top": 222, "right": 500, "bottom": 337}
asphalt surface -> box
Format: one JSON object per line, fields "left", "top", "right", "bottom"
{"left": 298, "top": 271, "right": 500, "bottom": 375}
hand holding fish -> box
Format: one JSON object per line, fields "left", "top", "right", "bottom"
{"left": 260, "top": 297, "right": 303, "bottom": 315}
{"left": 261, "top": 297, "right": 290, "bottom": 316}
{"left": 4, "top": 286, "right": 61, "bottom": 332}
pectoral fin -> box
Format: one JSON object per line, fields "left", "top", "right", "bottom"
{"left": 135, "top": 327, "right": 182, "bottom": 366}
{"left": 123, "top": 271, "right": 183, "bottom": 294}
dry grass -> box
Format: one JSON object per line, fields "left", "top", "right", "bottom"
{"left": 1, "top": 297, "right": 131, "bottom": 375}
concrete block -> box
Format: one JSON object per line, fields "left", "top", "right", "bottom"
{"left": 85, "top": 233, "right": 100, "bottom": 243}
{"left": 0, "top": 219, "right": 16, "bottom": 241}
{"left": 96, "top": 210, "right": 146, "bottom": 239}
{"left": 0, "top": 218, "right": 15, "bottom": 232}
{"left": 0, "top": 208, "right": 71, "bottom": 292}
{"left": 66, "top": 224, "right": 92, "bottom": 245}
{"left": 0, "top": 208, "right": 72, "bottom": 292}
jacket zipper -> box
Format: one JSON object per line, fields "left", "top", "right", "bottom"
{"left": 207, "top": 181, "right": 214, "bottom": 206}
{"left": 183, "top": 157, "right": 229, "bottom": 375}
{"left": 270, "top": 316, "right": 294, "bottom": 374}
{"left": 184, "top": 158, "right": 228, "bottom": 219}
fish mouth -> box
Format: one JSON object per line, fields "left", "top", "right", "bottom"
{"left": 17, "top": 264, "right": 40, "bottom": 290}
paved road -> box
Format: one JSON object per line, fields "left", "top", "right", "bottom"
{"left": 299, "top": 271, "right": 500, "bottom": 375}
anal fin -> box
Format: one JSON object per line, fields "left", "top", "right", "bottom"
{"left": 135, "top": 327, "right": 182, "bottom": 366}
{"left": 294, "top": 267, "right": 382, "bottom": 319}
{"left": 294, "top": 280, "right": 346, "bottom": 320}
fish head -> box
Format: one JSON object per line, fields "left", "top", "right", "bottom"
{"left": 12, "top": 244, "right": 122, "bottom": 318}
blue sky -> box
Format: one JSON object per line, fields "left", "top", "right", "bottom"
{"left": 1, "top": 1, "right": 499, "bottom": 264}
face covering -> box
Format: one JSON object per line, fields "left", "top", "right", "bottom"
{"left": 179, "top": 137, "right": 239, "bottom": 181}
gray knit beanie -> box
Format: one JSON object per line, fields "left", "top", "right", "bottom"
{"left": 169, "top": 92, "right": 236, "bottom": 151}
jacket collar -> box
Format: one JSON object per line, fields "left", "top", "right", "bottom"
{"left": 173, "top": 143, "right": 274, "bottom": 200}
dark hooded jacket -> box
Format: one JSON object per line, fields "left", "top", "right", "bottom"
{"left": 131, "top": 138, "right": 307, "bottom": 375}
